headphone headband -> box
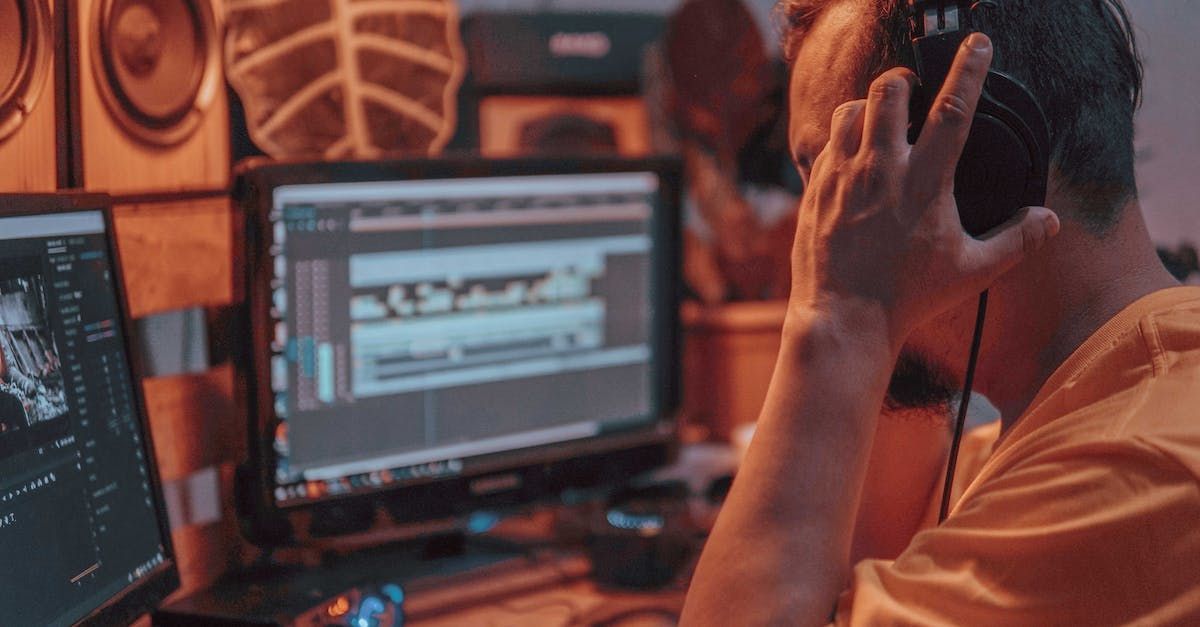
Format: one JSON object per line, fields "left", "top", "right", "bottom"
{"left": 908, "top": 1, "right": 1002, "bottom": 39}
{"left": 910, "top": 1, "right": 961, "bottom": 37}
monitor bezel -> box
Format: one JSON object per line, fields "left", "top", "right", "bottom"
{"left": 0, "top": 193, "right": 180, "bottom": 626}
{"left": 235, "top": 156, "right": 683, "bottom": 545}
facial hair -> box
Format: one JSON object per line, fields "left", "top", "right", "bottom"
{"left": 884, "top": 349, "right": 959, "bottom": 413}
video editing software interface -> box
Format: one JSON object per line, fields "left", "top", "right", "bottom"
{"left": 268, "top": 172, "right": 663, "bottom": 506}
{"left": 0, "top": 211, "right": 168, "bottom": 626}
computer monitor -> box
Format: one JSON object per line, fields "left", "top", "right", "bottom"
{"left": 237, "top": 157, "right": 682, "bottom": 543}
{"left": 0, "top": 194, "right": 178, "bottom": 625}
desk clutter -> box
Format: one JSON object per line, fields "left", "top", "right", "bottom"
{"left": 154, "top": 471, "right": 734, "bottom": 627}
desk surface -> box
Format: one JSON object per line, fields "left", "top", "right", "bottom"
{"left": 152, "top": 442, "right": 738, "bottom": 627}
{"left": 415, "top": 578, "right": 684, "bottom": 626}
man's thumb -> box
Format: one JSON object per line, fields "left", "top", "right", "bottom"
{"left": 969, "top": 206, "right": 1061, "bottom": 282}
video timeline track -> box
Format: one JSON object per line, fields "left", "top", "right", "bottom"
{"left": 345, "top": 235, "right": 650, "bottom": 400}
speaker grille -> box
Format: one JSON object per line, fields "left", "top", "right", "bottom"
{"left": 92, "top": 0, "right": 220, "bottom": 145}
{"left": 0, "top": 0, "right": 52, "bottom": 143}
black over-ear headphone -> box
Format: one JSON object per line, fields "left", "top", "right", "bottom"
{"left": 906, "top": 1, "right": 1053, "bottom": 522}
{"left": 907, "top": 0, "right": 1051, "bottom": 236}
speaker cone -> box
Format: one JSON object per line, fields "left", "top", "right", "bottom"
{"left": 0, "top": 0, "right": 52, "bottom": 143}
{"left": 92, "top": 0, "right": 220, "bottom": 146}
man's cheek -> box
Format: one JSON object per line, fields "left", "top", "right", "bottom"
{"left": 907, "top": 305, "right": 976, "bottom": 357}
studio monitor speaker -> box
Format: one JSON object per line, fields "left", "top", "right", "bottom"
{"left": 68, "top": 0, "right": 229, "bottom": 194}
{"left": 0, "top": 0, "right": 58, "bottom": 192}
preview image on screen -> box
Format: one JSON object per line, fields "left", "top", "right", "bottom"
{"left": 0, "top": 262, "right": 68, "bottom": 439}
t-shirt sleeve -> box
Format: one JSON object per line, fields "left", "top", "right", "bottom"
{"left": 833, "top": 442, "right": 1200, "bottom": 626}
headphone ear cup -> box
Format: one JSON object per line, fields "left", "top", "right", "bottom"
{"left": 954, "top": 70, "right": 1050, "bottom": 237}
{"left": 954, "top": 112, "right": 1032, "bottom": 236}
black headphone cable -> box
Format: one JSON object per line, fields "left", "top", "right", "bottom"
{"left": 938, "top": 289, "right": 989, "bottom": 523}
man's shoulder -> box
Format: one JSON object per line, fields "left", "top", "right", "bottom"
{"left": 1001, "top": 375, "right": 1200, "bottom": 488}
{"left": 1113, "top": 369, "right": 1200, "bottom": 481}
{"left": 856, "top": 422, "right": 1200, "bottom": 625}
{"left": 1141, "top": 289, "right": 1200, "bottom": 378}
{"left": 954, "top": 408, "right": 1200, "bottom": 555}
{"left": 1003, "top": 287, "right": 1200, "bottom": 476}
{"left": 965, "top": 375, "right": 1200, "bottom": 517}
{"left": 1111, "top": 289, "right": 1200, "bottom": 475}
{"left": 1084, "top": 286, "right": 1200, "bottom": 394}
{"left": 842, "top": 291, "right": 1200, "bottom": 625}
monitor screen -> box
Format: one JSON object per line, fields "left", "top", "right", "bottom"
{"left": 0, "top": 202, "right": 175, "bottom": 626}
{"left": 256, "top": 163, "right": 678, "bottom": 510}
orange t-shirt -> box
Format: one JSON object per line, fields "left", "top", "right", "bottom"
{"left": 835, "top": 286, "right": 1200, "bottom": 626}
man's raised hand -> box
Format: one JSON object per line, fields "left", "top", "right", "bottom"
{"left": 787, "top": 32, "right": 1060, "bottom": 352}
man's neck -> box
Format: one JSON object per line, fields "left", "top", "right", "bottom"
{"left": 977, "top": 202, "right": 1178, "bottom": 430}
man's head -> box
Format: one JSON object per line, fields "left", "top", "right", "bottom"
{"left": 784, "top": 0, "right": 1142, "bottom": 232}
{"left": 781, "top": 0, "right": 1144, "bottom": 411}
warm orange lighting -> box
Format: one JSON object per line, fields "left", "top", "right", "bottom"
{"left": 327, "top": 596, "right": 350, "bottom": 617}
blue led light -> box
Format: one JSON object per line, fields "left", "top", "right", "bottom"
{"left": 381, "top": 583, "right": 405, "bottom": 605}
{"left": 352, "top": 595, "right": 387, "bottom": 627}
{"left": 360, "top": 596, "right": 386, "bottom": 616}
{"left": 467, "top": 511, "right": 500, "bottom": 534}
{"left": 606, "top": 509, "right": 665, "bottom": 534}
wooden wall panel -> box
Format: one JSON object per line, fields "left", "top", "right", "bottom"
{"left": 143, "top": 365, "right": 242, "bottom": 484}
{"left": 166, "top": 462, "right": 251, "bottom": 598}
{"left": 111, "top": 195, "right": 253, "bottom": 602}
{"left": 112, "top": 196, "right": 234, "bottom": 318}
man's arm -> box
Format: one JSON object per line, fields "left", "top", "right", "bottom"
{"left": 680, "top": 33, "right": 1059, "bottom": 626}
{"left": 681, "top": 307, "right": 897, "bottom": 625}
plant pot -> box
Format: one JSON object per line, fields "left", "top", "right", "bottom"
{"left": 680, "top": 300, "right": 786, "bottom": 441}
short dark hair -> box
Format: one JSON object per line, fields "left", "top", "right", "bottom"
{"left": 779, "top": 0, "right": 1143, "bottom": 232}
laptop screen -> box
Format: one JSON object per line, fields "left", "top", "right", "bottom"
{"left": 0, "top": 208, "right": 173, "bottom": 626}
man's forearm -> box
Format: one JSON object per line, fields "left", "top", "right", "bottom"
{"left": 681, "top": 309, "right": 896, "bottom": 627}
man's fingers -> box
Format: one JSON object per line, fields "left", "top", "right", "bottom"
{"left": 827, "top": 99, "right": 867, "bottom": 161}
{"left": 964, "top": 206, "right": 1060, "bottom": 285}
{"left": 913, "top": 33, "right": 993, "bottom": 180}
{"left": 862, "top": 68, "right": 918, "bottom": 153}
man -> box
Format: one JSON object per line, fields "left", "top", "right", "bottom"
{"left": 682, "top": 1, "right": 1200, "bottom": 625}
